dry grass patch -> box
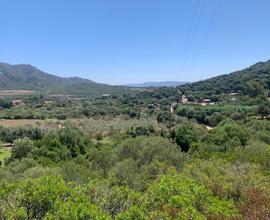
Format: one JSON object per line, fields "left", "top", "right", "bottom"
{"left": 0, "top": 119, "right": 43, "bottom": 127}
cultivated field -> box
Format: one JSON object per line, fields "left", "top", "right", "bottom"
{"left": 0, "top": 90, "right": 36, "bottom": 96}
{"left": 0, "top": 119, "right": 44, "bottom": 127}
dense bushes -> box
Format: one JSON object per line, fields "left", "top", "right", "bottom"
{"left": 0, "top": 99, "right": 13, "bottom": 109}
{"left": 146, "top": 175, "right": 239, "bottom": 219}
{"left": 0, "top": 126, "right": 44, "bottom": 143}
{"left": 0, "top": 174, "right": 241, "bottom": 219}
{"left": 0, "top": 176, "right": 110, "bottom": 220}
{"left": 171, "top": 123, "right": 198, "bottom": 152}
{"left": 127, "top": 125, "right": 156, "bottom": 137}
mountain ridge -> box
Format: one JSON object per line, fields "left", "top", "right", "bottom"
{"left": 0, "top": 62, "right": 134, "bottom": 97}
{"left": 0, "top": 62, "right": 99, "bottom": 91}
{"left": 177, "top": 60, "right": 270, "bottom": 99}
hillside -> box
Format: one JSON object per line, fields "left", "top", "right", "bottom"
{"left": 178, "top": 60, "right": 270, "bottom": 99}
{"left": 0, "top": 62, "right": 94, "bottom": 90}
{"left": 0, "top": 62, "right": 130, "bottom": 96}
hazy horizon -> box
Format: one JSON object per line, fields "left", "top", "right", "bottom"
{"left": 2, "top": 59, "right": 269, "bottom": 86}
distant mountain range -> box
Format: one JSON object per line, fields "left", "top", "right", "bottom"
{"left": 123, "top": 81, "right": 188, "bottom": 88}
{"left": 0, "top": 62, "right": 188, "bottom": 97}
{"left": 0, "top": 62, "right": 130, "bottom": 96}
{"left": 1, "top": 60, "right": 269, "bottom": 97}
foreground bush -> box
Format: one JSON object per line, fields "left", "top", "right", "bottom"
{"left": 145, "top": 175, "right": 239, "bottom": 219}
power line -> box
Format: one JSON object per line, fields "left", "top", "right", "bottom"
{"left": 183, "top": 0, "right": 206, "bottom": 71}
{"left": 179, "top": 0, "right": 200, "bottom": 75}
{"left": 188, "top": 0, "right": 222, "bottom": 76}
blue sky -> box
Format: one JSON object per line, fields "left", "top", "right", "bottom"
{"left": 1, "top": 0, "right": 270, "bottom": 84}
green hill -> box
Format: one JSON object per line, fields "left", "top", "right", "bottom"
{"left": 178, "top": 60, "right": 270, "bottom": 99}
{"left": 0, "top": 62, "right": 130, "bottom": 96}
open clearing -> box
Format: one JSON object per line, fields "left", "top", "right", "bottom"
{"left": 0, "top": 119, "right": 43, "bottom": 127}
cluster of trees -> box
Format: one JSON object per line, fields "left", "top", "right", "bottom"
{"left": 175, "top": 98, "right": 270, "bottom": 126}
{"left": 0, "top": 85, "right": 180, "bottom": 122}
{"left": 177, "top": 60, "right": 270, "bottom": 101}
{"left": 0, "top": 126, "right": 45, "bottom": 143}
{"left": 0, "top": 98, "right": 13, "bottom": 109}
{"left": 3, "top": 77, "right": 269, "bottom": 125}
